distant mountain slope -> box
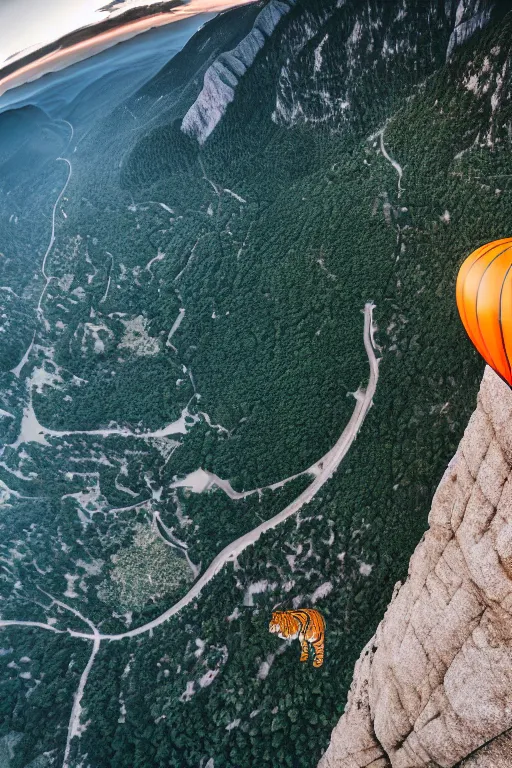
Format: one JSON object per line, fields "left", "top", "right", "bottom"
{"left": 71, "top": 1, "right": 263, "bottom": 181}
{"left": 0, "top": 16, "right": 209, "bottom": 128}
{"left": 0, "top": 104, "right": 60, "bottom": 166}
{"left": 0, "top": 0, "right": 183, "bottom": 82}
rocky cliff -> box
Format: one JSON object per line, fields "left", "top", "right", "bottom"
{"left": 319, "top": 367, "right": 512, "bottom": 768}
{"left": 181, "top": 0, "right": 296, "bottom": 143}
{"left": 447, "top": 0, "right": 494, "bottom": 60}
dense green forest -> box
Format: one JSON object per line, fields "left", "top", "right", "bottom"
{"left": 0, "top": 1, "right": 511, "bottom": 766}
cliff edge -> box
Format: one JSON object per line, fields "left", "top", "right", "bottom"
{"left": 319, "top": 367, "right": 512, "bottom": 768}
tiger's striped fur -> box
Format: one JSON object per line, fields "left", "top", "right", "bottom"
{"left": 269, "top": 608, "right": 325, "bottom": 667}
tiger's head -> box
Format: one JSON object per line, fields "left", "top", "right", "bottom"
{"left": 269, "top": 611, "right": 299, "bottom": 639}
{"left": 268, "top": 611, "right": 285, "bottom": 635}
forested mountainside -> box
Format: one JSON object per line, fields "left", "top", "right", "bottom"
{"left": 0, "top": 1, "right": 511, "bottom": 767}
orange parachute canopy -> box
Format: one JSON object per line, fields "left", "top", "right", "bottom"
{"left": 456, "top": 238, "right": 512, "bottom": 387}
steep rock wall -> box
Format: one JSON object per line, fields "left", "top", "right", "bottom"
{"left": 319, "top": 367, "right": 512, "bottom": 768}
{"left": 181, "top": 0, "right": 296, "bottom": 144}
{"left": 447, "top": 1, "right": 494, "bottom": 60}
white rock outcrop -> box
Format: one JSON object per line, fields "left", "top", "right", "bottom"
{"left": 181, "top": 0, "right": 295, "bottom": 144}
{"left": 319, "top": 367, "right": 512, "bottom": 768}
{"left": 447, "top": 0, "right": 493, "bottom": 60}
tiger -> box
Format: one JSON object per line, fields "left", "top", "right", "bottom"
{"left": 269, "top": 608, "right": 325, "bottom": 668}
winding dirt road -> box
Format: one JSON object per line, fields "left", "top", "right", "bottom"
{"left": 37, "top": 157, "right": 72, "bottom": 314}
{"left": 378, "top": 128, "right": 403, "bottom": 197}
{"left": 1, "top": 302, "right": 380, "bottom": 642}
{"left": 1, "top": 303, "right": 380, "bottom": 763}
{"left": 10, "top": 125, "right": 73, "bottom": 378}
{"left": 68, "top": 301, "right": 380, "bottom": 642}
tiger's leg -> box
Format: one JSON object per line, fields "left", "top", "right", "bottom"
{"left": 312, "top": 634, "right": 324, "bottom": 668}
{"left": 299, "top": 635, "right": 309, "bottom": 663}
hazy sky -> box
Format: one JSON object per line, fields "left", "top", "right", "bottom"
{"left": 0, "top": 0, "right": 253, "bottom": 68}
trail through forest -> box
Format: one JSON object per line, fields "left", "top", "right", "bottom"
{"left": 1, "top": 303, "right": 380, "bottom": 767}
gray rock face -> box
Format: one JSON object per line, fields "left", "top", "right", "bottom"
{"left": 319, "top": 367, "right": 512, "bottom": 768}
{"left": 181, "top": 0, "right": 295, "bottom": 144}
{"left": 447, "top": 0, "right": 493, "bottom": 59}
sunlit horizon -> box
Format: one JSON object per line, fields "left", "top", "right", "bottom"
{"left": 0, "top": 0, "right": 255, "bottom": 99}
{"left": 0, "top": 0, "right": 255, "bottom": 69}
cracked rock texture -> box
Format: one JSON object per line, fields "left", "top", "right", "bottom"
{"left": 319, "top": 367, "right": 512, "bottom": 768}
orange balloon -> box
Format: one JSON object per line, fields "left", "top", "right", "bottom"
{"left": 456, "top": 238, "right": 512, "bottom": 386}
